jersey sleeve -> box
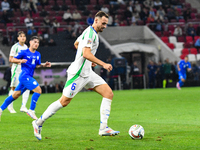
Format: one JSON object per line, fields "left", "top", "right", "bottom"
{"left": 81, "top": 28, "right": 95, "bottom": 49}
{"left": 9, "top": 45, "right": 17, "bottom": 57}
{"left": 14, "top": 50, "right": 24, "bottom": 59}
{"left": 178, "top": 60, "right": 182, "bottom": 65}
{"left": 37, "top": 53, "right": 41, "bottom": 65}
{"left": 76, "top": 35, "right": 82, "bottom": 42}
{"left": 188, "top": 62, "right": 191, "bottom": 69}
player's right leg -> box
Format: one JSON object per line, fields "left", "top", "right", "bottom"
{"left": 0, "top": 90, "right": 21, "bottom": 119}
{"left": 88, "top": 72, "right": 119, "bottom": 136}
{"left": 8, "top": 71, "right": 20, "bottom": 113}
{"left": 176, "top": 72, "right": 185, "bottom": 90}
{"left": 7, "top": 87, "right": 17, "bottom": 113}
{"left": 93, "top": 84, "right": 120, "bottom": 136}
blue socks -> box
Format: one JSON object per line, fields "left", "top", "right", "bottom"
{"left": 1, "top": 96, "right": 15, "bottom": 111}
{"left": 30, "top": 93, "right": 41, "bottom": 111}
{"left": 179, "top": 80, "right": 184, "bottom": 87}
{"left": 1, "top": 92, "right": 41, "bottom": 111}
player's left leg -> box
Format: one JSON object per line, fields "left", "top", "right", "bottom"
{"left": 22, "top": 77, "right": 41, "bottom": 119}
{"left": 32, "top": 94, "right": 70, "bottom": 140}
{"left": 26, "top": 85, "right": 41, "bottom": 119}
{"left": 32, "top": 73, "right": 87, "bottom": 140}
{"left": 37, "top": 94, "right": 71, "bottom": 126}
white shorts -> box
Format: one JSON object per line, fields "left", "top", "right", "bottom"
{"left": 10, "top": 70, "right": 20, "bottom": 87}
{"left": 63, "top": 71, "right": 106, "bottom": 98}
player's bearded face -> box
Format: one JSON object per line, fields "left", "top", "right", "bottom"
{"left": 97, "top": 16, "right": 108, "bottom": 32}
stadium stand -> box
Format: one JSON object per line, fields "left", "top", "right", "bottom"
{"left": 188, "top": 53, "right": 196, "bottom": 62}
{"left": 0, "top": 0, "right": 200, "bottom": 61}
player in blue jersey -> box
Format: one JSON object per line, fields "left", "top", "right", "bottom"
{"left": 176, "top": 56, "right": 191, "bottom": 90}
{"left": 0, "top": 36, "right": 51, "bottom": 120}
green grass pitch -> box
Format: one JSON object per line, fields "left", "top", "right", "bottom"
{"left": 0, "top": 87, "right": 200, "bottom": 150}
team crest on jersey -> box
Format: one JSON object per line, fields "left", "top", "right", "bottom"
{"left": 87, "top": 40, "right": 92, "bottom": 45}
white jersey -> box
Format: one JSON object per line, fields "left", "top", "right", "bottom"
{"left": 10, "top": 42, "right": 28, "bottom": 74}
{"left": 67, "top": 26, "right": 99, "bottom": 77}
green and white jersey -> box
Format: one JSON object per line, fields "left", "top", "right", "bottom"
{"left": 67, "top": 26, "right": 99, "bottom": 77}
{"left": 10, "top": 42, "right": 28, "bottom": 73}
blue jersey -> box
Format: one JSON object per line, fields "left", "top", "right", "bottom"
{"left": 14, "top": 49, "right": 41, "bottom": 77}
{"left": 178, "top": 60, "right": 191, "bottom": 74}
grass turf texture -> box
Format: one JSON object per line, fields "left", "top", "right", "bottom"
{"left": 0, "top": 87, "right": 200, "bottom": 150}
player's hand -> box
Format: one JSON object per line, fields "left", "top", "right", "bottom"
{"left": 44, "top": 61, "right": 51, "bottom": 67}
{"left": 92, "top": 63, "right": 97, "bottom": 67}
{"left": 20, "top": 59, "right": 27, "bottom": 64}
{"left": 103, "top": 63, "right": 112, "bottom": 72}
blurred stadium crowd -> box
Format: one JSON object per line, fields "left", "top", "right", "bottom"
{"left": 1, "top": 0, "right": 200, "bottom": 94}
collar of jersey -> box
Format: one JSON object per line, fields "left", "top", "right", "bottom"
{"left": 90, "top": 26, "right": 97, "bottom": 34}
{"left": 18, "top": 42, "right": 24, "bottom": 47}
{"left": 18, "top": 42, "right": 21, "bottom": 46}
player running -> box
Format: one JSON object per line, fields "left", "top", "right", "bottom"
{"left": 32, "top": 11, "right": 120, "bottom": 140}
{"left": 8, "top": 31, "right": 30, "bottom": 113}
{"left": 0, "top": 36, "right": 51, "bottom": 120}
{"left": 176, "top": 55, "right": 191, "bottom": 90}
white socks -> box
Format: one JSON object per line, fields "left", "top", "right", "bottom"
{"left": 36, "top": 98, "right": 112, "bottom": 129}
{"left": 100, "top": 98, "right": 112, "bottom": 129}
{"left": 22, "top": 90, "right": 30, "bottom": 107}
{"left": 8, "top": 89, "right": 14, "bottom": 109}
{"left": 36, "top": 100, "right": 63, "bottom": 126}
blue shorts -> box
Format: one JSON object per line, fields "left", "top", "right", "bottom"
{"left": 15, "top": 75, "right": 39, "bottom": 93}
{"left": 178, "top": 72, "right": 186, "bottom": 80}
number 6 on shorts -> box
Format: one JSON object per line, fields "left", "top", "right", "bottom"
{"left": 71, "top": 83, "right": 76, "bottom": 90}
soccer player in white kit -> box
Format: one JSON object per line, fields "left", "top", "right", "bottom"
{"left": 8, "top": 31, "right": 30, "bottom": 113}
{"left": 32, "top": 11, "right": 120, "bottom": 140}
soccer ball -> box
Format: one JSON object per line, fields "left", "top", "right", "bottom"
{"left": 129, "top": 125, "right": 144, "bottom": 140}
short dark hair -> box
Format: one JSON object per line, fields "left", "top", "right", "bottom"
{"left": 95, "top": 11, "right": 109, "bottom": 18}
{"left": 17, "top": 31, "right": 26, "bottom": 37}
{"left": 30, "top": 36, "right": 40, "bottom": 41}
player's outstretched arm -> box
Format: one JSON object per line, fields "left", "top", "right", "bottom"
{"left": 36, "top": 61, "right": 51, "bottom": 68}
{"left": 12, "top": 58, "right": 27, "bottom": 64}
{"left": 82, "top": 47, "right": 112, "bottom": 72}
